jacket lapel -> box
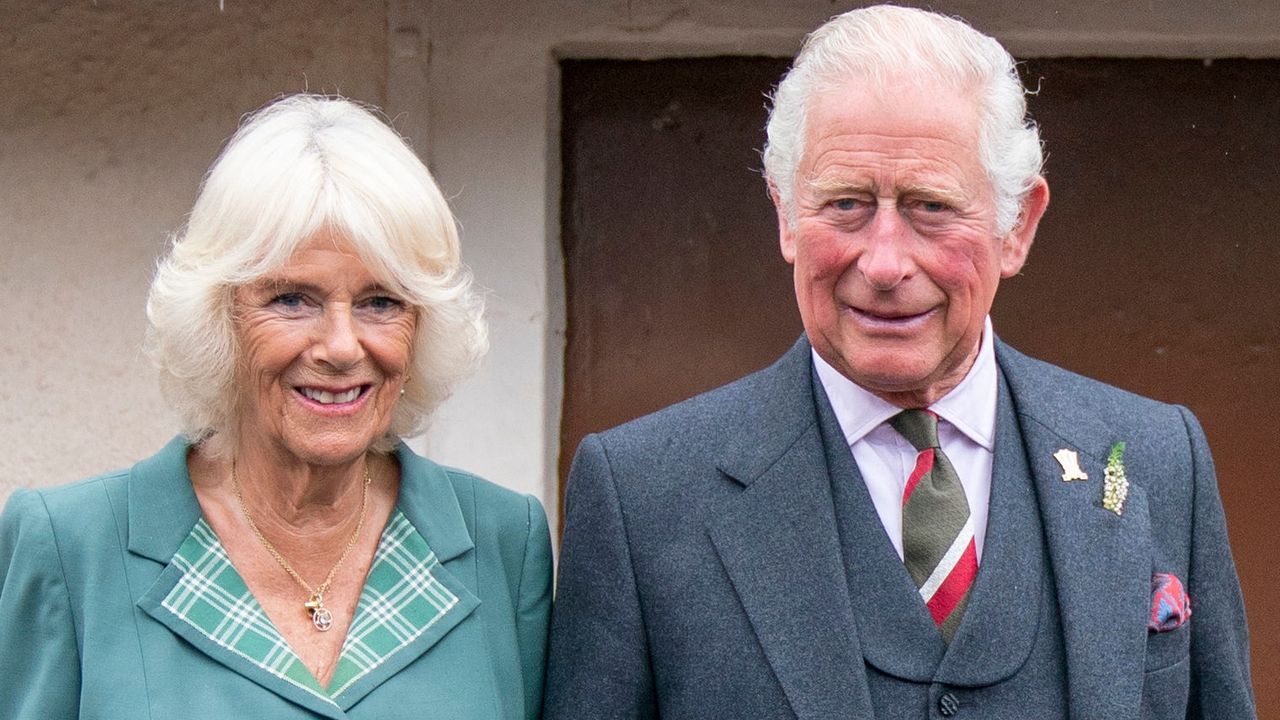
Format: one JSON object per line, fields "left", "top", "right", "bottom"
{"left": 346, "top": 443, "right": 482, "bottom": 704}
{"left": 704, "top": 338, "right": 874, "bottom": 720}
{"left": 130, "top": 438, "right": 480, "bottom": 717}
{"left": 997, "top": 342, "right": 1151, "bottom": 719}
{"left": 323, "top": 446, "right": 481, "bottom": 709}
{"left": 130, "top": 437, "right": 350, "bottom": 719}
{"left": 815, "top": 372, "right": 945, "bottom": 682}
{"left": 934, "top": 369, "right": 1044, "bottom": 686}
{"left": 126, "top": 435, "right": 204, "bottom": 566}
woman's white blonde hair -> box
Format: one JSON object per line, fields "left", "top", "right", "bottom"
{"left": 146, "top": 94, "right": 487, "bottom": 452}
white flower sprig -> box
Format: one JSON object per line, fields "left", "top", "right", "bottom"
{"left": 1102, "top": 441, "right": 1129, "bottom": 515}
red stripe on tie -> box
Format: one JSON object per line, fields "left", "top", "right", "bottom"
{"left": 902, "top": 448, "right": 934, "bottom": 503}
{"left": 926, "top": 538, "right": 977, "bottom": 626}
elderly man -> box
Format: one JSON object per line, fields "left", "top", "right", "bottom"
{"left": 543, "top": 6, "right": 1255, "bottom": 719}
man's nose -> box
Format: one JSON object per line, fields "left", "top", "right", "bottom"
{"left": 313, "top": 305, "right": 364, "bottom": 369}
{"left": 856, "top": 204, "right": 914, "bottom": 290}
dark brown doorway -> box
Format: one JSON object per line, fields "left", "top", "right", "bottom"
{"left": 558, "top": 56, "right": 800, "bottom": 485}
{"left": 559, "top": 57, "right": 1279, "bottom": 715}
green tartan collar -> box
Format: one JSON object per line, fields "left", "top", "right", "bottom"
{"left": 161, "top": 509, "right": 460, "bottom": 703}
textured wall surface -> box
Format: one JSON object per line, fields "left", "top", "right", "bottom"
{"left": 0, "top": 1, "right": 386, "bottom": 496}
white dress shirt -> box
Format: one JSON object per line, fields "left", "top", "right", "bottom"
{"left": 813, "top": 317, "right": 998, "bottom": 562}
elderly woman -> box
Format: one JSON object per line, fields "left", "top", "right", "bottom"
{"left": 0, "top": 95, "right": 550, "bottom": 718}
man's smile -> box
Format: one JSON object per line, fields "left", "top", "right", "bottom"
{"left": 844, "top": 304, "right": 938, "bottom": 330}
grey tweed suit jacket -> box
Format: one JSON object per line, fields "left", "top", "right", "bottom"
{"left": 543, "top": 337, "right": 1254, "bottom": 719}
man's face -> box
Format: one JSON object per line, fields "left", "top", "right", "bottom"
{"left": 777, "top": 76, "right": 1047, "bottom": 407}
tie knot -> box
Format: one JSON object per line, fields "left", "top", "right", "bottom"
{"left": 891, "top": 409, "right": 941, "bottom": 451}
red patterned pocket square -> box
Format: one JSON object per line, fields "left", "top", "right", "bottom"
{"left": 1149, "top": 573, "right": 1191, "bottom": 632}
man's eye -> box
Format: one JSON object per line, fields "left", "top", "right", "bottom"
{"left": 917, "top": 200, "right": 950, "bottom": 213}
{"left": 832, "top": 198, "right": 861, "bottom": 211}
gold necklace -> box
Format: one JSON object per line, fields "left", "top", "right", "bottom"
{"left": 231, "top": 460, "right": 372, "bottom": 632}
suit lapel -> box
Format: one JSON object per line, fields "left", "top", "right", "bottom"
{"left": 817, "top": 360, "right": 1047, "bottom": 686}
{"left": 815, "top": 372, "right": 945, "bottom": 682}
{"left": 704, "top": 338, "right": 874, "bottom": 720}
{"left": 935, "top": 369, "right": 1044, "bottom": 685}
{"left": 997, "top": 342, "right": 1151, "bottom": 719}
{"left": 702, "top": 337, "right": 1151, "bottom": 717}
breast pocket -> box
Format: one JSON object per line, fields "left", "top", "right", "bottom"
{"left": 1141, "top": 649, "right": 1190, "bottom": 719}
{"left": 1143, "top": 619, "right": 1190, "bottom": 673}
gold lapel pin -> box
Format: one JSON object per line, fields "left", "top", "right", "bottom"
{"left": 1053, "top": 448, "right": 1089, "bottom": 482}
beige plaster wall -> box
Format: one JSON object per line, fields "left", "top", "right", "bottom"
{"left": 0, "top": 1, "right": 387, "bottom": 494}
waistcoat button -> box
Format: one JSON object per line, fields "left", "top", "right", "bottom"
{"left": 938, "top": 692, "right": 961, "bottom": 716}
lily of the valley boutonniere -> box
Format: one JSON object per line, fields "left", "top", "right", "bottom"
{"left": 1102, "top": 441, "right": 1129, "bottom": 515}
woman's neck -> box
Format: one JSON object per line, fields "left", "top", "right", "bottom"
{"left": 192, "top": 438, "right": 374, "bottom": 539}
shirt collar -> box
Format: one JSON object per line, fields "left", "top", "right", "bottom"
{"left": 812, "top": 316, "right": 998, "bottom": 450}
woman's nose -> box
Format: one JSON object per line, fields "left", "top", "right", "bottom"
{"left": 312, "top": 305, "right": 364, "bottom": 369}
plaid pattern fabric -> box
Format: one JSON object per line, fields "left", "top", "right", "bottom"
{"left": 162, "top": 510, "right": 459, "bottom": 702}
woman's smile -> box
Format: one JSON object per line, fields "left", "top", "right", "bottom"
{"left": 233, "top": 236, "right": 417, "bottom": 466}
{"left": 294, "top": 384, "right": 371, "bottom": 409}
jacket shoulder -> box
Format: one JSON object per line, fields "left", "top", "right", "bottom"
{"left": 996, "top": 340, "right": 1187, "bottom": 426}
{"left": 439, "top": 466, "right": 543, "bottom": 524}
{"left": 2, "top": 470, "right": 131, "bottom": 547}
{"left": 997, "top": 340, "right": 1207, "bottom": 514}
{"left": 423, "top": 459, "right": 549, "bottom": 564}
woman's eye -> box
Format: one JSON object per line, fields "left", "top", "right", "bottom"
{"left": 271, "top": 293, "right": 306, "bottom": 308}
{"left": 364, "top": 296, "right": 405, "bottom": 312}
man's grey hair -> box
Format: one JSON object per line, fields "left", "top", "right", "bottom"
{"left": 763, "top": 5, "right": 1043, "bottom": 235}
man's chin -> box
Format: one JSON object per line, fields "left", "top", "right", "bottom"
{"left": 825, "top": 349, "right": 932, "bottom": 390}
{"left": 826, "top": 353, "right": 958, "bottom": 406}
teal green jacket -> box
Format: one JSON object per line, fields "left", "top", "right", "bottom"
{"left": 0, "top": 437, "right": 552, "bottom": 719}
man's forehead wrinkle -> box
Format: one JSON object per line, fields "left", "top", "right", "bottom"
{"left": 808, "top": 127, "right": 973, "bottom": 147}
{"left": 803, "top": 137, "right": 975, "bottom": 172}
{"left": 801, "top": 149, "right": 973, "bottom": 199}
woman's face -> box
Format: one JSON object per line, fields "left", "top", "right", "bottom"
{"left": 232, "top": 235, "right": 416, "bottom": 467}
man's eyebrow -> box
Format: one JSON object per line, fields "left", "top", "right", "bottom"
{"left": 806, "top": 178, "right": 876, "bottom": 196}
{"left": 804, "top": 178, "right": 971, "bottom": 206}
{"left": 900, "top": 183, "right": 971, "bottom": 206}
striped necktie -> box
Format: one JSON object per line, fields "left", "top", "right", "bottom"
{"left": 891, "top": 409, "right": 977, "bottom": 644}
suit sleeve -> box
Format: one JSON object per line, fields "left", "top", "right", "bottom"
{"left": 543, "top": 433, "right": 658, "bottom": 719}
{"left": 516, "top": 494, "right": 553, "bottom": 720}
{"left": 0, "top": 489, "right": 83, "bottom": 719}
{"left": 1178, "top": 407, "right": 1257, "bottom": 719}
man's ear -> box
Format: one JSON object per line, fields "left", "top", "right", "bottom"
{"left": 771, "top": 183, "right": 797, "bottom": 264}
{"left": 1000, "top": 176, "right": 1049, "bottom": 278}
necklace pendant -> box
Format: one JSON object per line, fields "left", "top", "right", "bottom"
{"left": 311, "top": 606, "right": 334, "bottom": 632}
{"left": 305, "top": 593, "right": 333, "bottom": 632}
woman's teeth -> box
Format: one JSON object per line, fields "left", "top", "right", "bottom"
{"left": 300, "top": 387, "right": 361, "bottom": 404}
